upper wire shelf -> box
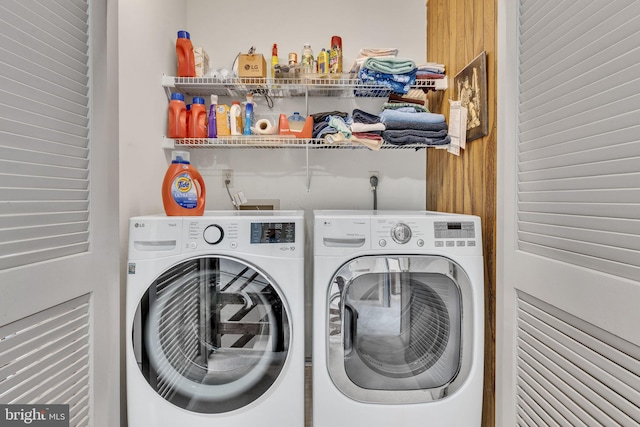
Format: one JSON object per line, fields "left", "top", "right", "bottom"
{"left": 162, "top": 75, "right": 448, "bottom": 99}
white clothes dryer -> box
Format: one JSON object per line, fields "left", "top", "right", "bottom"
{"left": 126, "top": 211, "right": 304, "bottom": 427}
{"left": 313, "top": 210, "right": 484, "bottom": 427}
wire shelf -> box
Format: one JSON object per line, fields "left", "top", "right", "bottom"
{"left": 164, "top": 136, "right": 429, "bottom": 150}
{"left": 162, "top": 75, "right": 447, "bottom": 98}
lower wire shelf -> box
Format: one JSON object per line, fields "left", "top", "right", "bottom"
{"left": 162, "top": 136, "right": 435, "bottom": 150}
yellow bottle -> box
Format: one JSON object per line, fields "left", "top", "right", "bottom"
{"left": 317, "top": 48, "right": 329, "bottom": 76}
{"left": 271, "top": 43, "right": 279, "bottom": 78}
{"left": 216, "top": 104, "right": 230, "bottom": 136}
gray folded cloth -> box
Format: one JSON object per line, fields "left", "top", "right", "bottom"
{"left": 382, "top": 121, "right": 449, "bottom": 131}
{"left": 382, "top": 129, "right": 450, "bottom": 146}
{"left": 352, "top": 108, "right": 381, "bottom": 124}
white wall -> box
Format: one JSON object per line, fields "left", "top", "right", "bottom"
{"left": 119, "top": 0, "right": 428, "bottom": 373}
{"left": 118, "top": 1, "right": 186, "bottom": 424}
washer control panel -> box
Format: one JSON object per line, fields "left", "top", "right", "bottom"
{"left": 181, "top": 218, "right": 302, "bottom": 257}
{"left": 390, "top": 223, "right": 412, "bottom": 244}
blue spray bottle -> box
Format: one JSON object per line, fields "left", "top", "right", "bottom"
{"left": 243, "top": 93, "right": 254, "bottom": 135}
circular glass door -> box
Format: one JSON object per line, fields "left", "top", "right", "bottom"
{"left": 132, "top": 256, "right": 290, "bottom": 413}
{"left": 327, "top": 255, "right": 465, "bottom": 403}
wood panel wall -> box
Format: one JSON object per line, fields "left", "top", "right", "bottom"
{"left": 426, "top": 1, "right": 497, "bottom": 426}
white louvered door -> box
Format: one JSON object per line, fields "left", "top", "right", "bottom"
{"left": 497, "top": 0, "right": 640, "bottom": 426}
{"left": 0, "top": 1, "right": 118, "bottom": 426}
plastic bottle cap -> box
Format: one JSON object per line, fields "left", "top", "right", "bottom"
{"left": 178, "top": 31, "right": 190, "bottom": 39}
{"left": 232, "top": 101, "right": 241, "bottom": 106}
{"left": 192, "top": 97, "right": 205, "bottom": 104}
{"left": 210, "top": 95, "right": 218, "bottom": 104}
{"left": 171, "top": 150, "right": 190, "bottom": 163}
{"left": 171, "top": 93, "right": 185, "bottom": 101}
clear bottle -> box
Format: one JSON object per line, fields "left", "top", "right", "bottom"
{"left": 301, "top": 43, "right": 314, "bottom": 72}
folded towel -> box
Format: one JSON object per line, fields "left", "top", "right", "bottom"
{"left": 360, "top": 48, "right": 399, "bottom": 57}
{"left": 358, "top": 68, "right": 417, "bottom": 94}
{"left": 382, "top": 121, "right": 449, "bottom": 131}
{"left": 362, "top": 57, "right": 416, "bottom": 75}
{"left": 379, "top": 109, "right": 445, "bottom": 124}
{"left": 416, "top": 72, "right": 446, "bottom": 79}
{"left": 382, "top": 130, "right": 451, "bottom": 146}
{"left": 351, "top": 122, "right": 385, "bottom": 133}
{"left": 382, "top": 128, "right": 449, "bottom": 139}
{"left": 352, "top": 108, "right": 381, "bottom": 124}
{"left": 416, "top": 62, "right": 445, "bottom": 73}
{"left": 383, "top": 102, "right": 429, "bottom": 112}
{"left": 325, "top": 132, "right": 383, "bottom": 151}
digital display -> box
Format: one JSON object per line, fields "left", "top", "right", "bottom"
{"left": 434, "top": 221, "right": 475, "bottom": 239}
{"left": 250, "top": 222, "right": 296, "bottom": 244}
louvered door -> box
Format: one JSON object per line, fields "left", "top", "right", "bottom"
{"left": 0, "top": 1, "right": 118, "bottom": 426}
{"left": 498, "top": 0, "right": 640, "bottom": 425}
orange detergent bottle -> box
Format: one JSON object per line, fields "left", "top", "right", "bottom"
{"left": 176, "top": 30, "right": 196, "bottom": 77}
{"left": 162, "top": 151, "right": 206, "bottom": 216}
{"left": 167, "top": 93, "right": 187, "bottom": 138}
{"left": 188, "top": 97, "right": 207, "bottom": 138}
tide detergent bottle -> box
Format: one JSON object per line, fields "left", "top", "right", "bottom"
{"left": 162, "top": 150, "right": 206, "bottom": 216}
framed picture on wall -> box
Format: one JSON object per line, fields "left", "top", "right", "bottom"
{"left": 454, "top": 51, "right": 488, "bottom": 141}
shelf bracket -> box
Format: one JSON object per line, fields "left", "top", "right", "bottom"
{"left": 162, "top": 74, "right": 177, "bottom": 101}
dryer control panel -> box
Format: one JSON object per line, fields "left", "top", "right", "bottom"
{"left": 371, "top": 217, "right": 481, "bottom": 254}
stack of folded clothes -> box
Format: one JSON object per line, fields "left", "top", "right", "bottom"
{"left": 349, "top": 48, "right": 400, "bottom": 74}
{"left": 379, "top": 107, "right": 450, "bottom": 146}
{"left": 415, "top": 62, "right": 446, "bottom": 80}
{"left": 311, "top": 108, "right": 385, "bottom": 150}
{"left": 311, "top": 110, "right": 348, "bottom": 139}
{"left": 358, "top": 57, "right": 417, "bottom": 95}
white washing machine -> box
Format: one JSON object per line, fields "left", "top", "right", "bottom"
{"left": 126, "top": 211, "right": 304, "bottom": 427}
{"left": 313, "top": 210, "right": 484, "bottom": 427}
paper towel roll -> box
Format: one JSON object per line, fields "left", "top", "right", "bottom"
{"left": 253, "top": 118, "right": 276, "bottom": 135}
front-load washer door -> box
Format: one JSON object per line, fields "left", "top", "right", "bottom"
{"left": 132, "top": 255, "right": 290, "bottom": 413}
{"left": 327, "top": 255, "right": 467, "bottom": 404}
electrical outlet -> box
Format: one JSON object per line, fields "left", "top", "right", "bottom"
{"left": 222, "top": 169, "right": 233, "bottom": 188}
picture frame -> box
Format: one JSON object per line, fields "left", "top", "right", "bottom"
{"left": 454, "top": 51, "right": 488, "bottom": 141}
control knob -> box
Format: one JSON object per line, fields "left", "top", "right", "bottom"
{"left": 391, "top": 223, "right": 412, "bottom": 244}
{"left": 203, "top": 224, "right": 224, "bottom": 245}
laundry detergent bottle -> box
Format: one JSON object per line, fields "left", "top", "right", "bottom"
{"left": 162, "top": 150, "right": 206, "bottom": 216}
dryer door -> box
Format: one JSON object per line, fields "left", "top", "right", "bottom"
{"left": 132, "top": 255, "right": 290, "bottom": 413}
{"left": 327, "top": 255, "right": 469, "bottom": 403}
